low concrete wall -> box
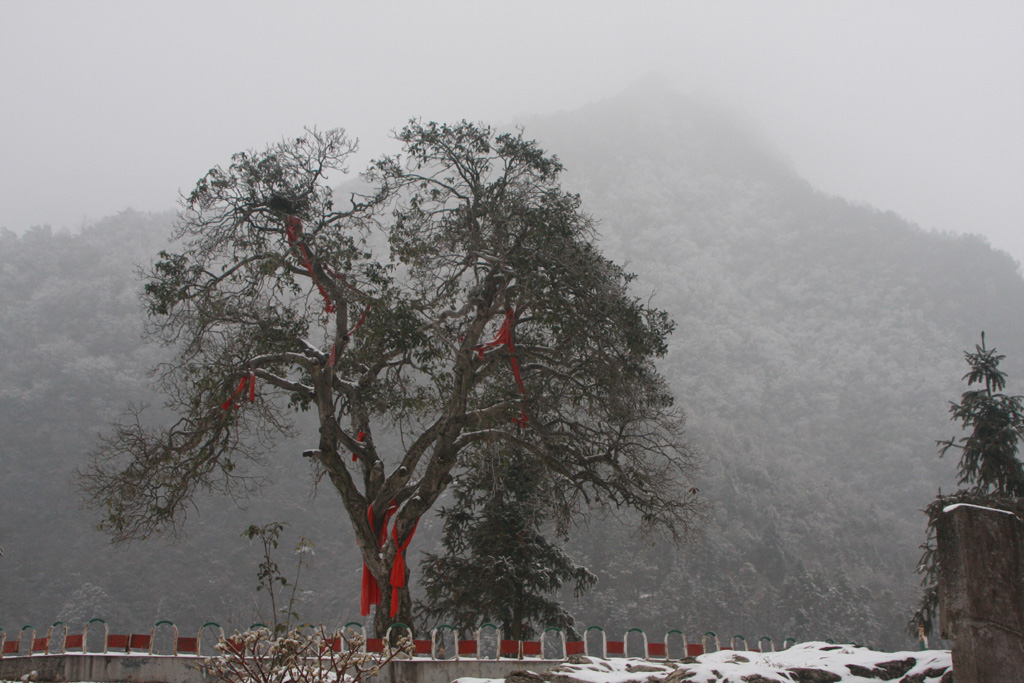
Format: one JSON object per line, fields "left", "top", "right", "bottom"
{"left": 384, "top": 658, "right": 559, "bottom": 683}
{"left": 0, "top": 654, "right": 207, "bottom": 683}
{"left": 0, "top": 654, "right": 561, "bottom": 683}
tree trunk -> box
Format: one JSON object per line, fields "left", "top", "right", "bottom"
{"left": 345, "top": 488, "right": 422, "bottom": 638}
{"left": 373, "top": 575, "right": 414, "bottom": 638}
{"left": 511, "top": 583, "right": 524, "bottom": 641}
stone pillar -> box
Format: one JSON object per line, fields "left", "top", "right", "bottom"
{"left": 936, "top": 503, "right": 1024, "bottom": 683}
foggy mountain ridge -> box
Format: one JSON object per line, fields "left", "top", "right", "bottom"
{"left": 531, "top": 86, "right": 1024, "bottom": 646}
{"left": 1, "top": 87, "right": 1022, "bottom": 649}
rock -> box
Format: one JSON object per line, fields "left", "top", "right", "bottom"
{"left": 664, "top": 668, "right": 697, "bottom": 682}
{"left": 507, "top": 670, "right": 547, "bottom": 683}
{"left": 626, "top": 664, "right": 671, "bottom": 673}
{"left": 741, "top": 676, "right": 778, "bottom": 683}
{"left": 547, "top": 674, "right": 588, "bottom": 683}
{"left": 898, "top": 668, "right": 952, "bottom": 683}
{"left": 846, "top": 664, "right": 880, "bottom": 679}
{"left": 786, "top": 669, "right": 841, "bottom": 683}
{"left": 875, "top": 658, "right": 915, "bottom": 680}
{"left": 845, "top": 658, "right": 916, "bottom": 680}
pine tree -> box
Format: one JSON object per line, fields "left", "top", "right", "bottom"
{"left": 936, "top": 332, "right": 1024, "bottom": 495}
{"left": 417, "top": 448, "right": 595, "bottom": 640}
{"left": 910, "top": 333, "right": 1024, "bottom": 638}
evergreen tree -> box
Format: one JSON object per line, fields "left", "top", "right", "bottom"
{"left": 417, "top": 448, "right": 596, "bottom": 640}
{"left": 936, "top": 332, "right": 1024, "bottom": 495}
{"left": 911, "top": 333, "right": 1024, "bottom": 637}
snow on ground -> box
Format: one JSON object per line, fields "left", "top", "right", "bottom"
{"left": 456, "top": 642, "right": 952, "bottom": 683}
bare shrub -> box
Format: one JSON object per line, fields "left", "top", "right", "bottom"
{"left": 205, "top": 626, "right": 410, "bottom": 683}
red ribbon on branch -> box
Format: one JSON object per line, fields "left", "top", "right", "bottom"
{"left": 360, "top": 501, "right": 398, "bottom": 617}
{"left": 329, "top": 302, "right": 372, "bottom": 366}
{"left": 358, "top": 501, "right": 419, "bottom": 618}
{"left": 474, "top": 308, "right": 514, "bottom": 359}
{"left": 389, "top": 520, "right": 419, "bottom": 618}
{"left": 348, "top": 302, "right": 371, "bottom": 337}
{"left": 220, "top": 371, "right": 256, "bottom": 411}
{"left": 474, "top": 307, "right": 530, "bottom": 427}
{"left": 286, "top": 216, "right": 371, "bottom": 365}
{"left": 352, "top": 431, "right": 365, "bottom": 463}
{"left": 285, "top": 215, "right": 336, "bottom": 313}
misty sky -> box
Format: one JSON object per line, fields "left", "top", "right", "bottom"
{"left": 2, "top": 1, "right": 1022, "bottom": 266}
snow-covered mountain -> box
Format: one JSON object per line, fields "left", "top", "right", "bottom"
{"left": 2, "top": 85, "right": 1022, "bottom": 650}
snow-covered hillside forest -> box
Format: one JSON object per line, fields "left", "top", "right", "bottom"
{"left": 1, "top": 86, "right": 1022, "bottom": 650}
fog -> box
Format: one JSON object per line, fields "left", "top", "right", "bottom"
{"left": 4, "top": 1, "right": 1024, "bottom": 648}
{"left": 1, "top": 0, "right": 1022, "bottom": 265}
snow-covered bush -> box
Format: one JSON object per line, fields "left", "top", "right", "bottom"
{"left": 204, "top": 626, "right": 410, "bottom": 683}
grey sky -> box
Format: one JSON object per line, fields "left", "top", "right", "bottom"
{"left": 2, "top": 1, "right": 1022, "bottom": 266}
